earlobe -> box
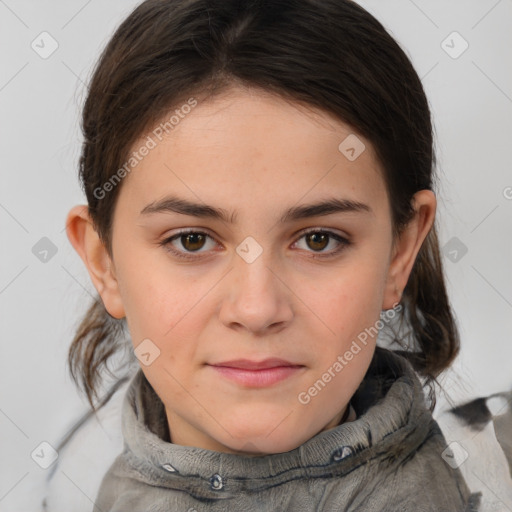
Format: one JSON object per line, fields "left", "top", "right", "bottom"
{"left": 65, "top": 205, "right": 126, "bottom": 319}
{"left": 382, "top": 190, "right": 436, "bottom": 310}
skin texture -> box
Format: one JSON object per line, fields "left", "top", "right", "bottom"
{"left": 66, "top": 85, "right": 436, "bottom": 456}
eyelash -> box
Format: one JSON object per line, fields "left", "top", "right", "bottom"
{"left": 158, "top": 228, "right": 351, "bottom": 261}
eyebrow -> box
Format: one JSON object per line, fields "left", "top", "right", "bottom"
{"left": 139, "top": 195, "right": 372, "bottom": 224}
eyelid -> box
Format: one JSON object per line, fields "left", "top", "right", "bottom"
{"left": 295, "top": 226, "right": 350, "bottom": 240}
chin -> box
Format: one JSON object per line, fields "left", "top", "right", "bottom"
{"left": 218, "top": 427, "right": 304, "bottom": 456}
{"left": 228, "top": 438, "right": 299, "bottom": 457}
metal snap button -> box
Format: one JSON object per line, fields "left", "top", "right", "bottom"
{"left": 332, "top": 446, "right": 353, "bottom": 462}
{"left": 210, "top": 473, "right": 223, "bottom": 490}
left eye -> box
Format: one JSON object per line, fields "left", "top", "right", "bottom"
{"left": 294, "top": 230, "right": 348, "bottom": 254}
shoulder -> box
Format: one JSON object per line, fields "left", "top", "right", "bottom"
{"left": 434, "top": 391, "right": 512, "bottom": 512}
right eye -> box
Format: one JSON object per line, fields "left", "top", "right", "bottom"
{"left": 159, "top": 230, "right": 219, "bottom": 260}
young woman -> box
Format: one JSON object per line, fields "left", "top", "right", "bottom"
{"left": 64, "top": 0, "right": 483, "bottom": 509}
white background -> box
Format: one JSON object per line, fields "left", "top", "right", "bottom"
{"left": 1, "top": 0, "right": 511, "bottom": 510}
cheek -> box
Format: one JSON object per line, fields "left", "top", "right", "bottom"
{"left": 117, "top": 255, "right": 214, "bottom": 352}
{"left": 300, "top": 259, "right": 387, "bottom": 341}
{"left": 296, "top": 268, "right": 384, "bottom": 412}
{"left": 113, "top": 250, "right": 173, "bottom": 339}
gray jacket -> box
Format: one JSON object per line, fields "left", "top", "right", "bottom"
{"left": 93, "top": 347, "right": 482, "bottom": 511}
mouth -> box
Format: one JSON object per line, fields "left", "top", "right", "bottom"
{"left": 209, "top": 358, "right": 302, "bottom": 370}
{"left": 207, "top": 358, "right": 305, "bottom": 387}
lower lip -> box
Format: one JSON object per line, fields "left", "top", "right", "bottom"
{"left": 209, "top": 365, "right": 304, "bottom": 387}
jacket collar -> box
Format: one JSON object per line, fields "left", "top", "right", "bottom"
{"left": 120, "top": 347, "right": 433, "bottom": 497}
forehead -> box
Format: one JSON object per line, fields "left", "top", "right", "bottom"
{"left": 117, "top": 86, "right": 388, "bottom": 218}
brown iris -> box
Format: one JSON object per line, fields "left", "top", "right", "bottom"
{"left": 306, "top": 232, "right": 329, "bottom": 251}
{"left": 181, "top": 233, "right": 206, "bottom": 252}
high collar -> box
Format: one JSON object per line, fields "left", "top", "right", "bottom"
{"left": 120, "top": 347, "right": 433, "bottom": 498}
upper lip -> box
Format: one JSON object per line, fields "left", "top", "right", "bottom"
{"left": 209, "top": 358, "right": 303, "bottom": 370}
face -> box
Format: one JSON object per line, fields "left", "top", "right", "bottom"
{"left": 72, "top": 85, "right": 432, "bottom": 456}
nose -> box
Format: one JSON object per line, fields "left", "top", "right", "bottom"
{"left": 218, "top": 248, "right": 293, "bottom": 335}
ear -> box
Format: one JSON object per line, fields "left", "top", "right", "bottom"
{"left": 382, "top": 190, "right": 436, "bottom": 310}
{"left": 65, "top": 205, "right": 125, "bottom": 319}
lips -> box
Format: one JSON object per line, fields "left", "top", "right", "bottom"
{"left": 208, "top": 359, "right": 305, "bottom": 387}
{"left": 209, "top": 358, "right": 303, "bottom": 370}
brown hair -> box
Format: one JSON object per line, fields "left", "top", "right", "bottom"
{"left": 69, "top": 0, "right": 460, "bottom": 412}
